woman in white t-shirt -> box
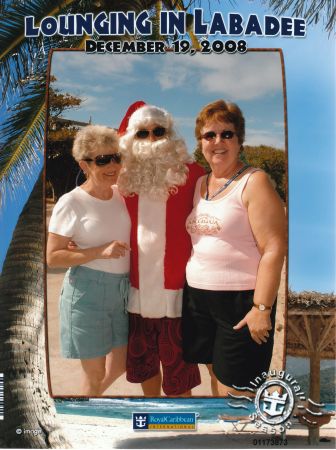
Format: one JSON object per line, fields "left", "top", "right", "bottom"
{"left": 47, "top": 125, "right": 131, "bottom": 396}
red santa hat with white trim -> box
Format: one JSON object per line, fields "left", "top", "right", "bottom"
{"left": 118, "top": 101, "right": 173, "bottom": 136}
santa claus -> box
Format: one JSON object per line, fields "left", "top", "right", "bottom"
{"left": 118, "top": 101, "right": 204, "bottom": 396}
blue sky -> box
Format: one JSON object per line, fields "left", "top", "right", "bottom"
{"left": 0, "top": 1, "right": 335, "bottom": 293}
{"left": 50, "top": 50, "right": 285, "bottom": 151}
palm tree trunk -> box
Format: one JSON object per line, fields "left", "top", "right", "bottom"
{"left": 0, "top": 175, "right": 71, "bottom": 448}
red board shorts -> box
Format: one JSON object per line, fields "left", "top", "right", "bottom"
{"left": 126, "top": 313, "right": 201, "bottom": 395}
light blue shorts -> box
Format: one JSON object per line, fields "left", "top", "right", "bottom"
{"left": 59, "top": 266, "right": 129, "bottom": 359}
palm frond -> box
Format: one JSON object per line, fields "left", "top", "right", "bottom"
{"left": 0, "top": 0, "right": 95, "bottom": 103}
{"left": 0, "top": 85, "right": 45, "bottom": 207}
{"left": 267, "top": 0, "right": 336, "bottom": 33}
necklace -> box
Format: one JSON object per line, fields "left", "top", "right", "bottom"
{"left": 205, "top": 164, "right": 250, "bottom": 200}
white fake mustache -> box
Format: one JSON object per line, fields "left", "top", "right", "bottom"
{"left": 131, "top": 137, "right": 172, "bottom": 161}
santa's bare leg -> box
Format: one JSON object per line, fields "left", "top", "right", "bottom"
{"left": 141, "top": 372, "right": 162, "bottom": 396}
{"left": 141, "top": 373, "right": 192, "bottom": 397}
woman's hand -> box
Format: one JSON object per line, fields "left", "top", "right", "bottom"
{"left": 47, "top": 233, "right": 130, "bottom": 268}
{"left": 98, "top": 241, "right": 130, "bottom": 259}
{"left": 233, "top": 308, "right": 272, "bottom": 345}
{"left": 67, "top": 240, "right": 130, "bottom": 259}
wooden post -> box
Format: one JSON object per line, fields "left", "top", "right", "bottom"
{"left": 308, "top": 347, "right": 321, "bottom": 446}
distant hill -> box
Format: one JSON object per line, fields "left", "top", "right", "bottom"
{"left": 296, "top": 367, "right": 335, "bottom": 403}
{"left": 286, "top": 356, "right": 335, "bottom": 376}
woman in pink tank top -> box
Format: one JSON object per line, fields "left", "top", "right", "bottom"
{"left": 182, "top": 100, "right": 286, "bottom": 396}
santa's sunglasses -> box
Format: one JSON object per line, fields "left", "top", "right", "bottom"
{"left": 135, "top": 127, "right": 166, "bottom": 139}
{"left": 201, "top": 130, "right": 236, "bottom": 141}
{"left": 83, "top": 153, "right": 122, "bottom": 166}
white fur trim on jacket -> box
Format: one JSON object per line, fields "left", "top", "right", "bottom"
{"left": 126, "top": 194, "right": 183, "bottom": 318}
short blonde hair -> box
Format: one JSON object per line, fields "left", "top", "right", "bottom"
{"left": 72, "top": 125, "right": 119, "bottom": 162}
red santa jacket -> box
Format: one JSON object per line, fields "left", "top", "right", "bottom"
{"left": 124, "top": 162, "right": 205, "bottom": 318}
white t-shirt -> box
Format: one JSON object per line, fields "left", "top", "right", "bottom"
{"left": 48, "top": 186, "right": 130, "bottom": 273}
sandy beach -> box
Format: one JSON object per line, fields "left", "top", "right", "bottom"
{"left": 58, "top": 413, "right": 335, "bottom": 449}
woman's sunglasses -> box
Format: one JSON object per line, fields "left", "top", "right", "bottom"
{"left": 201, "top": 130, "right": 236, "bottom": 141}
{"left": 135, "top": 127, "right": 166, "bottom": 139}
{"left": 83, "top": 153, "right": 122, "bottom": 166}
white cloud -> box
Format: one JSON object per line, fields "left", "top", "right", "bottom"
{"left": 173, "top": 116, "right": 196, "bottom": 128}
{"left": 51, "top": 51, "right": 283, "bottom": 102}
{"left": 81, "top": 94, "right": 104, "bottom": 112}
{"left": 246, "top": 128, "right": 285, "bottom": 149}
{"left": 155, "top": 51, "right": 283, "bottom": 101}
{"left": 158, "top": 64, "right": 189, "bottom": 90}
{"left": 52, "top": 52, "right": 144, "bottom": 75}
{"left": 273, "top": 121, "right": 285, "bottom": 128}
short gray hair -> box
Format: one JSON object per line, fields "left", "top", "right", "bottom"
{"left": 72, "top": 125, "right": 119, "bottom": 162}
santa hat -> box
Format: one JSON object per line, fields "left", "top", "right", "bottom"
{"left": 118, "top": 100, "right": 146, "bottom": 135}
{"left": 119, "top": 101, "right": 173, "bottom": 136}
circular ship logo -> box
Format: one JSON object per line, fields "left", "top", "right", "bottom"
{"left": 225, "top": 370, "right": 309, "bottom": 434}
{"left": 255, "top": 379, "right": 295, "bottom": 425}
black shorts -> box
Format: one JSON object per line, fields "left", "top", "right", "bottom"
{"left": 182, "top": 284, "right": 276, "bottom": 388}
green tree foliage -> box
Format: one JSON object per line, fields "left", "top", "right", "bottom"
{"left": 48, "top": 75, "right": 82, "bottom": 118}
{"left": 46, "top": 78, "right": 85, "bottom": 200}
{"left": 244, "top": 145, "right": 286, "bottom": 202}
{"left": 46, "top": 128, "right": 82, "bottom": 200}
{"left": 194, "top": 144, "right": 286, "bottom": 202}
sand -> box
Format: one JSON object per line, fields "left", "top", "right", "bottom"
{"left": 58, "top": 413, "right": 336, "bottom": 449}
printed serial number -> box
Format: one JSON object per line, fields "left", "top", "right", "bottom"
{"left": 253, "top": 439, "right": 288, "bottom": 446}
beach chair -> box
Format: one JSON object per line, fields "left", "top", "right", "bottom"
{"left": 218, "top": 415, "right": 251, "bottom": 433}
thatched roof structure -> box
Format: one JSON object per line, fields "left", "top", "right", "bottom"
{"left": 288, "top": 290, "right": 336, "bottom": 311}
{"left": 286, "top": 290, "right": 335, "bottom": 444}
{"left": 287, "top": 290, "right": 335, "bottom": 359}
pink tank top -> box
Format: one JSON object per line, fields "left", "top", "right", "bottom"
{"left": 186, "top": 169, "right": 261, "bottom": 290}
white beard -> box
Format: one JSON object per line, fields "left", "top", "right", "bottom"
{"left": 118, "top": 136, "right": 191, "bottom": 200}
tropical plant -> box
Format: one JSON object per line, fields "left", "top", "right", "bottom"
{"left": 46, "top": 77, "right": 85, "bottom": 200}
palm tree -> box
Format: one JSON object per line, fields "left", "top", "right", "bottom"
{"left": 0, "top": 0, "right": 202, "bottom": 447}
{"left": 0, "top": 176, "right": 72, "bottom": 448}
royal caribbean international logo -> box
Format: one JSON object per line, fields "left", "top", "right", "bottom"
{"left": 132, "top": 412, "right": 198, "bottom": 431}
{"left": 133, "top": 414, "right": 148, "bottom": 429}
{"left": 227, "top": 370, "right": 308, "bottom": 434}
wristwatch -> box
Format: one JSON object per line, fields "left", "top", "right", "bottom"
{"left": 253, "top": 303, "right": 272, "bottom": 311}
